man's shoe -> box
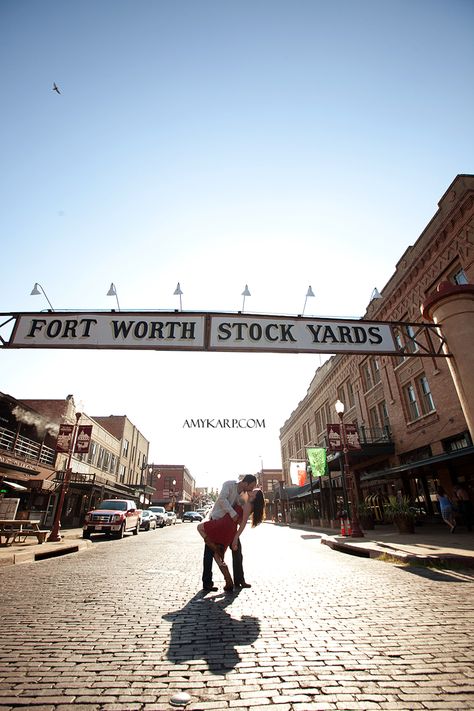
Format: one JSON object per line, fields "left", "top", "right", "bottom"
{"left": 235, "top": 582, "right": 251, "bottom": 588}
{"left": 203, "top": 585, "right": 218, "bottom": 592}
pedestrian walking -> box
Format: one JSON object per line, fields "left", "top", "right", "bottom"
{"left": 436, "top": 486, "right": 457, "bottom": 533}
{"left": 200, "top": 474, "right": 257, "bottom": 592}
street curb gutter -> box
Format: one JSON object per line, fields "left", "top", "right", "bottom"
{"left": 0, "top": 538, "right": 93, "bottom": 568}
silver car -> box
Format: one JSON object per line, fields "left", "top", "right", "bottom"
{"left": 148, "top": 506, "right": 167, "bottom": 528}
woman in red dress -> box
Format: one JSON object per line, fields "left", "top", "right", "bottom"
{"left": 197, "top": 489, "right": 265, "bottom": 590}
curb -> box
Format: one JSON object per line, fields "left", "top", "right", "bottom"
{"left": 320, "top": 535, "right": 474, "bottom": 567}
{"left": 0, "top": 538, "right": 93, "bottom": 568}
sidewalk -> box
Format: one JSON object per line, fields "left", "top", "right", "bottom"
{"left": 282, "top": 520, "right": 474, "bottom": 567}
{"left": 0, "top": 527, "right": 90, "bottom": 568}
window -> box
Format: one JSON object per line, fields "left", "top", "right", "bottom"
{"left": 119, "top": 464, "right": 126, "bottom": 482}
{"left": 88, "top": 441, "right": 97, "bottom": 464}
{"left": 443, "top": 433, "right": 471, "bottom": 452}
{"left": 314, "top": 409, "right": 323, "bottom": 436}
{"left": 379, "top": 401, "right": 390, "bottom": 429}
{"left": 102, "top": 451, "right": 110, "bottom": 472}
{"left": 404, "top": 384, "right": 420, "bottom": 420}
{"left": 361, "top": 362, "right": 373, "bottom": 392}
{"left": 96, "top": 446, "right": 105, "bottom": 469}
{"left": 372, "top": 358, "right": 381, "bottom": 384}
{"left": 419, "top": 375, "right": 435, "bottom": 414}
{"left": 122, "top": 439, "right": 129, "bottom": 457}
{"left": 451, "top": 268, "right": 468, "bottom": 285}
{"left": 405, "top": 325, "right": 419, "bottom": 353}
{"left": 347, "top": 381, "right": 355, "bottom": 408}
{"left": 295, "top": 431, "right": 301, "bottom": 454}
{"left": 394, "top": 330, "right": 406, "bottom": 363}
{"left": 303, "top": 420, "right": 311, "bottom": 445}
{"left": 336, "top": 385, "right": 345, "bottom": 405}
{"left": 369, "top": 406, "right": 380, "bottom": 430}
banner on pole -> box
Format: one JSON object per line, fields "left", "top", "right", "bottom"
{"left": 74, "top": 425, "right": 93, "bottom": 453}
{"left": 56, "top": 424, "right": 74, "bottom": 453}
{"left": 289, "top": 461, "right": 307, "bottom": 486}
{"left": 306, "top": 447, "right": 327, "bottom": 477}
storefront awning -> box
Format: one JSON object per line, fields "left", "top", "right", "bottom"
{"left": 361, "top": 445, "right": 474, "bottom": 482}
{"left": 2, "top": 479, "right": 28, "bottom": 491}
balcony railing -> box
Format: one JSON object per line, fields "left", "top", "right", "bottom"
{"left": 358, "top": 425, "right": 393, "bottom": 444}
{"left": 0, "top": 427, "right": 56, "bottom": 466}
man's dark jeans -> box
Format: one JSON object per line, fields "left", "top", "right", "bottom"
{"left": 202, "top": 539, "right": 246, "bottom": 587}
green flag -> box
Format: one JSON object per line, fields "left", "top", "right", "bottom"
{"left": 306, "top": 447, "right": 327, "bottom": 477}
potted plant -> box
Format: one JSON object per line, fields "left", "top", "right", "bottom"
{"left": 357, "top": 501, "right": 375, "bottom": 530}
{"left": 294, "top": 507, "right": 305, "bottom": 525}
{"left": 303, "top": 504, "right": 319, "bottom": 526}
{"left": 384, "top": 495, "right": 416, "bottom": 533}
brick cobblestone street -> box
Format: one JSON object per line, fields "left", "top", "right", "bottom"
{"left": 1, "top": 522, "right": 474, "bottom": 711}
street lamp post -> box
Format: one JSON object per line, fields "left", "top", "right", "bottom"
{"left": 171, "top": 479, "right": 177, "bottom": 512}
{"left": 48, "top": 411, "right": 82, "bottom": 542}
{"left": 140, "top": 462, "right": 154, "bottom": 506}
{"left": 334, "top": 400, "right": 364, "bottom": 538}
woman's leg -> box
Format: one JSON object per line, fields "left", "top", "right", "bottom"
{"left": 213, "top": 544, "right": 234, "bottom": 590}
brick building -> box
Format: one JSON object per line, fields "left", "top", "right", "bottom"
{"left": 148, "top": 464, "right": 195, "bottom": 514}
{"left": 0, "top": 394, "right": 151, "bottom": 527}
{"left": 280, "top": 174, "right": 474, "bottom": 524}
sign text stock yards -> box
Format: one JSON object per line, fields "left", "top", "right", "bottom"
{"left": 1, "top": 311, "right": 431, "bottom": 355}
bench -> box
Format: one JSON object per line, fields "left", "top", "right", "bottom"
{"left": 13, "top": 529, "right": 49, "bottom": 544}
{"left": 0, "top": 519, "right": 48, "bottom": 546}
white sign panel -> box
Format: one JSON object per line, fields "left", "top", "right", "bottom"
{"left": 209, "top": 316, "right": 397, "bottom": 353}
{"left": 5, "top": 311, "right": 404, "bottom": 354}
{"left": 10, "top": 313, "right": 206, "bottom": 350}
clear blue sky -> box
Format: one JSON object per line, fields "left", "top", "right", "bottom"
{"left": 1, "top": 0, "right": 473, "bottom": 488}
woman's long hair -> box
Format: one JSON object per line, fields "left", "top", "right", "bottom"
{"left": 251, "top": 489, "right": 265, "bottom": 527}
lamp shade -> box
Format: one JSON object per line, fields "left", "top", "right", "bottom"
{"left": 335, "top": 399, "right": 345, "bottom": 415}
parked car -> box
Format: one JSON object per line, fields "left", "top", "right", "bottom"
{"left": 182, "top": 511, "right": 203, "bottom": 522}
{"left": 148, "top": 506, "right": 167, "bottom": 528}
{"left": 83, "top": 499, "right": 141, "bottom": 539}
{"left": 140, "top": 510, "right": 158, "bottom": 531}
{"left": 166, "top": 511, "right": 177, "bottom": 525}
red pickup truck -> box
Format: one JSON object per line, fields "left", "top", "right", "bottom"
{"left": 83, "top": 499, "right": 142, "bottom": 539}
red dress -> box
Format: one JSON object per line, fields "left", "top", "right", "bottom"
{"left": 203, "top": 505, "right": 243, "bottom": 548}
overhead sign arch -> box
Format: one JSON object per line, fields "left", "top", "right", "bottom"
{"left": 0, "top": 310, "right": 449, "bottom": 357}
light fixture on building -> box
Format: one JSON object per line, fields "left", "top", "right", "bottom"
{"left": 107, "top": 283, "right": 120, "bottom": 311}
{"left": 302, "top": 285, "right": 315, "bottom": 315}
{"left": 30, "top": 283, "right": 54, "bottom": 311}
{"left": 370, "top": 287, "right": 382, "bottom": 301}
{"left": 241, "top": 284, "right": 251, "bottom": 312}
{"left": 174, "top": 282, "right": 183, "bottom": 311}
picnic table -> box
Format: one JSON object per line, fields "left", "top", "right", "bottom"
{"left": 0, "top": 519, "right": 49, "bottom": 545}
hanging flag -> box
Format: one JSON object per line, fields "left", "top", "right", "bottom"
{"left": 306, "top": 447, "right": 327, "bottom": 477}
{"left": 290, "top": 460, "right": 307, "bottom": 486}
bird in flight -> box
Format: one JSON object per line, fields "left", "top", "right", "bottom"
{"left": 52, "top": 82, "right": 61, "bottom": 94}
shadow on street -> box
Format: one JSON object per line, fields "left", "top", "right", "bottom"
{"left": 163, "top": 591, "right": 260, "bottom": 673}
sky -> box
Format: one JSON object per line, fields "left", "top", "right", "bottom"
{"left": 1, "top": 0, "right": 473, "bottom": 489}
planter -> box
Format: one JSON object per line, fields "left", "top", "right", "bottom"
{"left": 359, "top": 515, "right": 375, "bottom": 531}
{"left": 393, "top": 515, "right": 415, "bottom": 534}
